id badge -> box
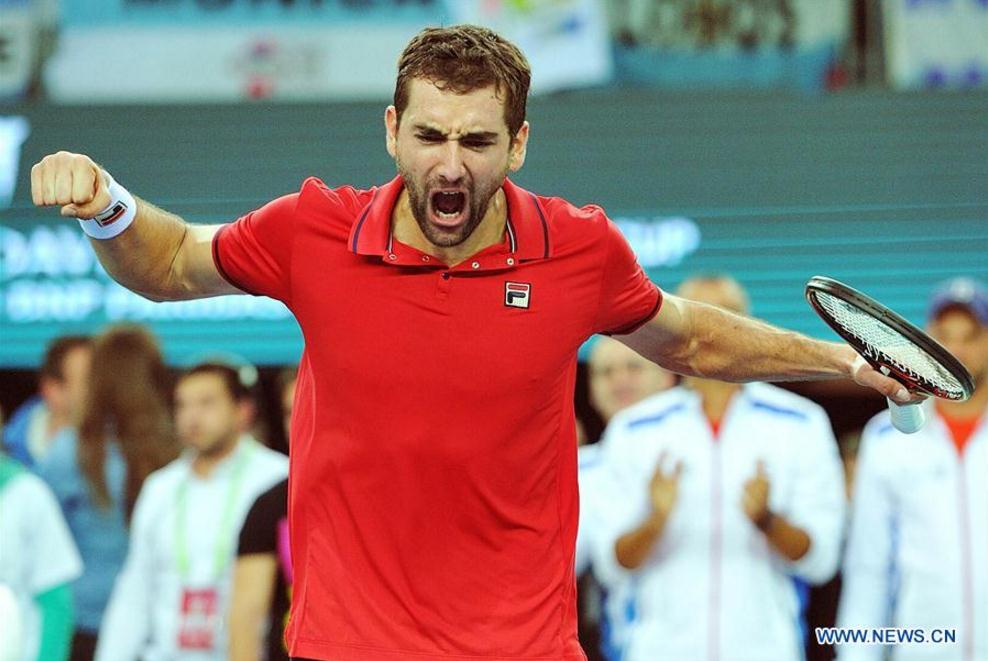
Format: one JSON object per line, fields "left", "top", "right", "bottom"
{"left": 177, "top": 587, "right": 219, "bottom": 650}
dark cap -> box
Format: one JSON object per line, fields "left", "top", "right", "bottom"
{"left": 927, "top": 277, "right": 988, "bottom": 324}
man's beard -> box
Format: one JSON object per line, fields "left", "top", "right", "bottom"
{"left": 398, "top": 160, "right": 506, "bottom": 248}
{"left": 187, "top": 430, "right": 238, "bottom": 458}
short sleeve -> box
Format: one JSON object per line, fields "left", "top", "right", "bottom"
{"left": 592, "top": 218, "right": 662, "bottom": 335}
{"left": 237, "top": 483, "right": 283, "bottom": 556}
{"left": 212, "top": 192, "right": 299, "bottom": 303}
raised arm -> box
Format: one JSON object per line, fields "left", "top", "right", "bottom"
{"left": 617, "top": 293, "right": 914, "bottom": 403}
{"left": 31, "top": 151, "right": 240, "bottom": 301}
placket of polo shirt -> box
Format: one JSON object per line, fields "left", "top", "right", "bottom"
{"left": 381, "top": 233, "right": 521, "bottom": 299}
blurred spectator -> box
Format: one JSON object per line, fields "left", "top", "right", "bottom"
{"left": 838, "top": 277, "right": 988, "bottom": 661}
{"left": 229, "top": 366, "right": 297, "bottom": 661}
{"left": 3, "top": 335, "right": 92, "bottom": 468}
{"left": 837, "top": 429, "right": 861, "bottom": 502}
{"left": 97, "top": 363, "right": 288, "bottom": 661}
{"left": 1, "top": 405, "right": 82, "bottom": 661}
{"left": 276, "top": 365, "right": 298, "bottom": 443}
{"left": 605, "top": 0, "right": 797, "bottom": 50}
{"left": 805, "top": 428, "right": 863, "bottom": 661}
{"left": 587, "top": 336, "right": 677, "bottom": 426}
{"left": 36, "top": 325, "right": 176, "bottom": 661}
{"left": 577, "top": 337, "right": 675, "bottom": 659}
{"left": 0, "top": 455, "right": 82, "bottom": 661}
{"left": 600, "top": 275, "right": 845, "bottom": 661}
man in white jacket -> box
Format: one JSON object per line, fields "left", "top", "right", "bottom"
{"left": 577, "top": 337, "right": 675, "bottom": 659}
{"left": 96, "top": 363, "right": 288, "bottom": 661}
{"left": 838, "top": 277, "right": 988, "bottom": 661}
{"left": 599, "top": 275, "right": 846, "bottom": 661}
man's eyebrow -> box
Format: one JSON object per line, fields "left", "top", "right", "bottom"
{"left": 412, "top": 125, "right": 500, "bottom": 141}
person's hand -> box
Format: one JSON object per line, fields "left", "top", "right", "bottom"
{"left": 848, "top": 353, "right": 925, "bottom": 405}
{"left": 742, "top": 460, "right": 772, "bottom": 529}
{"left": 649, "top": 451, "right": 682, "bottom": 519}
{"left": 31, "top": 152, "right": 111, "bottom": 219}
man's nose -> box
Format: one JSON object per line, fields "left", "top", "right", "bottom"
{"left": 436, "top": 141, "right": 466, "bottom": 182}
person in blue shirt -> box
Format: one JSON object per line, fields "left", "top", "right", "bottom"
{"left": 37, "top": 324, "right": 178, "bottom": 660}
{"left": 3, "top": 335, "right": 91, "bottom": 469}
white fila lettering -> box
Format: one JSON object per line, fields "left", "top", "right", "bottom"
{"left": 505, "top": 282, "right": 531, "bottom": 309}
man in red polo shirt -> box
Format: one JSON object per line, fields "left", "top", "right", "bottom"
{"left": 32, "top": 25, "right": 912, "bottom": 661}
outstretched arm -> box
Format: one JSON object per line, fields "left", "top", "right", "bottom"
{"left": 617, "top": 293, "right": 913, "bottom": 403}
{"left": 31, "top": 151, "right": 240, "bottom": 301}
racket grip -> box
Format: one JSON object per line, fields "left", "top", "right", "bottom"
{"left": 887, "top": 398, "right": 925, "bottom": 434}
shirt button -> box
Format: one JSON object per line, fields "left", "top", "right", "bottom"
{"left": 421, "top": 255, "right": 431, "bottom": 262}
{"left": 506, "top": 257, "right": 515, "bottom": 266}
{"left": 471, "top": 261, "right": 480, "bottom": 269}
{"left": 441, "top": 272, "right": 450, "bottom": 280}
{"left": 387, "top": 253, "right": 397, "bottom": 261}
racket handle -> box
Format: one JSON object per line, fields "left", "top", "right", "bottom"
{"left": 887, "top": 398, "right": 925, "bottom": 434}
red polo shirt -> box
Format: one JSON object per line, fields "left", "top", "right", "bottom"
{"left": 214, "top": 176, "right": 661, "bottom": 661}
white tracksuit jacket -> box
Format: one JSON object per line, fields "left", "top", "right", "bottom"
{"left": 597, "top": 384, "right": 846, "bottom": 661}
{"left": 577, "top": 443, "right": 639, "bottom": 660}
{"left": 837, "top": 403, "right": 987, "bottom": 661}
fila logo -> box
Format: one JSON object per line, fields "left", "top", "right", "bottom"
{"left": 94, "top": 201, "right": 129, "bottom": 227}
{"left": 504, "top": 282, "right": 531, "bottom": 309}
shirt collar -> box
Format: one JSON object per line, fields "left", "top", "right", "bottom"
{"left": 347, "top": 176, "right": 551, "bottom": 263}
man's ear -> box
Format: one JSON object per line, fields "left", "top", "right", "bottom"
{"left": 508, "top": 121, "right": 529, "bottom": 172}
{"left": 385, "top": 106, "right": 399, "bottom": 158}
{"left": 237, "top": 399, "right": 256, "bottom": 433}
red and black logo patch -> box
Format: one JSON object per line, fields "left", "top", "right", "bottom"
{"left": 94, "top": 201, "right": 129, "bottom": 227}
{"left": 504, "top": 282, "right": 531, "bottom": 309}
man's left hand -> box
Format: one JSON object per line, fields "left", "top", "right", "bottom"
{"left": 742, "top": 460, "right": 772, "bottom": 529}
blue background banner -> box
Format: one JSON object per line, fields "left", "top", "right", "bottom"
{"left": 3, "top": 89, "right": 986, "bottom": 367}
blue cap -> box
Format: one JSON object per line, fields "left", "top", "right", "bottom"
{"left": 927, "top": 277, "right": 988, "bottom": 325}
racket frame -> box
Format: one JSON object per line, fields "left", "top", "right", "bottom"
{"left": 805, "top": 276, "right": 974, "bottom": 401}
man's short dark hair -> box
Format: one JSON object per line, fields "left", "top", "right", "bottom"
{"left": 394, "top": 24, "right": 532, "bottom": 137}
{"left": 179, "top": 362, "right": 251, "bottom": 402}
{"left": 40, "top": 335, "right": 92, "bottom": 381}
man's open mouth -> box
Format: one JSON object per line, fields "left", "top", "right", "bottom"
{"left": 429, "top": 190, "right": 468, "bottom": 228}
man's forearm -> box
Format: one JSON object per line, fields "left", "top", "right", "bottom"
{"left": 89, "top": 197, "right": 192, "bottom": 301}
{"left": 627, "top": 296, "right": 857, "bottom": 384}
{"left": 683, "top": 302, "right": 855, "bottom": 382}
{"left": 229, "top": 555, "right": 278, "bottom": 661}
{"left": 228, "top": 601, "right": 265, "bottom": 661}
{"left": 614, "top": 512, "right": 668, "bottom": 570}
{"left": 758, "top": 512, "right": 811, "bottom": 561}
{"left": 32, "top": 152, "right": 236, "bottom": 302}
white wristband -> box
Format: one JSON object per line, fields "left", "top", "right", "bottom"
{"left": 77, "top": 174, "right": 137, "bottom": 240}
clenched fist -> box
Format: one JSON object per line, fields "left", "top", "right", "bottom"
{"left": 31, "top": 151, "right": 111, "bottom": 219}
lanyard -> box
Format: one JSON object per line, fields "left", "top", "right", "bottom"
{"left": 174, "top": 442, "right": 253, "bottom": 581}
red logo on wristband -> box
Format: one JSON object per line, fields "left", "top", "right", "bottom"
{"left": 95, "top": 201, "right": 129, "bottom": 227}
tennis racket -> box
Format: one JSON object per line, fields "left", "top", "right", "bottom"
{"left": 805, "top": 276, "right": 975, "bottom": 434}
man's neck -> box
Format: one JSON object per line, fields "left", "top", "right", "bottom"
{"left": 686, "top": 378, "right": 742, "bottom": 423}
{"left": 45, "top": 409, "right": 69, "bottom": 440}
{"left": 392, "top": 188, "right": 507, "bottom": 267}
{"left": 191, "top": 436, "right": 240, "bottom": 478}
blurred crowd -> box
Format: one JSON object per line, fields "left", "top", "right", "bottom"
{"left": 1, "top": 273, "right": 985, "bottom": 661}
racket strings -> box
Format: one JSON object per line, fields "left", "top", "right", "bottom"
{"left": 813, "top": 292, "right": 966, "bottom": 399}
